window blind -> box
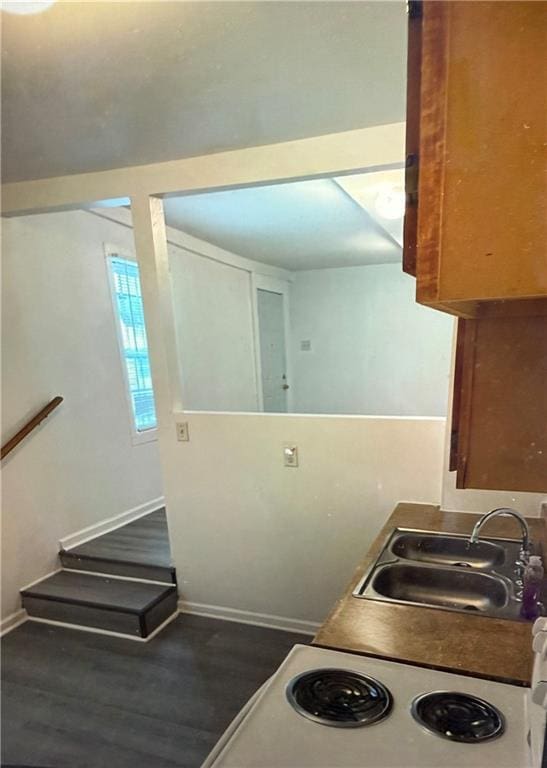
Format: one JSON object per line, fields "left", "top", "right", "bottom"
{"left": 109, "top": 257, "right": 157, "bottom": 432}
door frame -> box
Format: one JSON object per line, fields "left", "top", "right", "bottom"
{"left": 251, "top": 274, "right": 293, "bottom": 413}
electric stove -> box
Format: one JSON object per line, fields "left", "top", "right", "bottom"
{"left": 202, "top": 643, "right": 545, "bottom": 768}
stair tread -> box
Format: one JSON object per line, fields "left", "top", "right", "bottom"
{"left": 61, "top": 549, "right": 175, "bottom": 572}
{"left": 60, "top": 551, "right": 176, "bottom": 584}
{"left": 21, "top": 571, "right": 176, "bottom": 614}
{"left": 64, "top": 509, "right": 172, "bottom": 568}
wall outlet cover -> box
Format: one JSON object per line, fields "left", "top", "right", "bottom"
{"left": 284, "top": 445, "right": 298, "bottom": 467}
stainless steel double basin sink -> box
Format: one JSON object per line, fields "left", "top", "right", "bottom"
{"left": 353, "top": 529, "right": 524, "bottom": 620}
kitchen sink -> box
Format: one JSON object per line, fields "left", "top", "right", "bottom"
{"left": 353, "top": 528, "right": 524, "bottom": 620}
{"left": 390, "top": 531, "right": 506, "bottom": 569}
{"left": 370, "top": 562, "right": 509, "bottom": 613}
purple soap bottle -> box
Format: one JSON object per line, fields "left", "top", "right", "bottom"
{"left": 521, "top": 555, "right": 544, "bottom": 621}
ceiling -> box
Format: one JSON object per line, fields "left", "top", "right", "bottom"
{"left": 163, "top": 169, "right": 404, "bottom": 270}
{"left": 1, "top": 1, "right": 407, "bottom": 183}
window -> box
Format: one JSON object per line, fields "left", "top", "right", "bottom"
{"left": 107, "top": 254, "right": 157, "bottom": 440}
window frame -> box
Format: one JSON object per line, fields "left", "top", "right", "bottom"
{"left": 104, "top": 242, "right": 158, "bottom": 446}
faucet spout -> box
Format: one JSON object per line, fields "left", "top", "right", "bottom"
{"left": 469, "top": 507, "right": 530, "bottom": 558}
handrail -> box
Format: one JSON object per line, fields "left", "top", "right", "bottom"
{"left": 1, "top": 396, "right": 63, "bottom": 460}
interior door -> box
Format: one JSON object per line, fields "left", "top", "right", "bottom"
{"left": 256, "top": 288, "right": 288, "bottom": 413}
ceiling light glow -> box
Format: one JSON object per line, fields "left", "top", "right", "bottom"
{"left": 374, "top": 185, "right": 406, "bottom": 220}
{"left": 2, "top": 0, "right": 55, "bottom": 14}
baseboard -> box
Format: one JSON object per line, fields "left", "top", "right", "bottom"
{"left": 60, "top": 496, "right": 165, "bottom": 550}
{"left": 178, "top": 600, "right": 319, "bottom": 636}
{"left": 26, "top": 610, "right": 179, "bottom": 643}
{"left": 1, "top": 608, "right": 28, "bottom": 637}
{"left": 20, "top": 567, "right": 63, "bottom": 593}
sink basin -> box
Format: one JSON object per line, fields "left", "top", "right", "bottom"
{"left": 390, "top": 531, "right": 506, "bottom": 569}
{"left": 369, "top": 563, "right": 509, "bottom": 613}
{"left": 352, "top": 527, "right": 524, "bottom": 620}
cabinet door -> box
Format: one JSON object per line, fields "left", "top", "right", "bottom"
{"left": 414, "top": 1, "right": 547, "bottom": 316}
{"left": 451, "top": 313, "right": 547, "bottom": 493}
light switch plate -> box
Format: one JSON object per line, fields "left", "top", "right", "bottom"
{"left": 176, "top": 421, "right": 189, "bottom": 442}
{"left": 284, "top": 445, "right": 298, "bottom": 467}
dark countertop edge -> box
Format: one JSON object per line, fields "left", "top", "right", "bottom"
{"left": 311, "top": 641, "right": 530, "bottom": 688}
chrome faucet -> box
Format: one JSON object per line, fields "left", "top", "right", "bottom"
{"left": 469, "top": 507, "right": 531, "bottom": 562}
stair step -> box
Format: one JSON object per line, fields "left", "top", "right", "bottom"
{"left": 21, "top": 571, "right": 178, "bottom": 639}
{"left": 59, "top": 508, "right": 175, "bottom": 584}
{"left": 59, "top": 550, "right": 176, "bottom": 584}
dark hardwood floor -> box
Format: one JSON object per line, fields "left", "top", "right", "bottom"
{"left": 1, "top": 614, "right": 309, "bottom": 768}
{"left": 66, "top": 509, "right": 172, "bottom": 567}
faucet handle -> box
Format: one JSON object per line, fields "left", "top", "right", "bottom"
{"left": 519, "top": 548, "right": 531, "bottom": 565}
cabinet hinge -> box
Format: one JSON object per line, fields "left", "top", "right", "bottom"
{"left": 405, "top": 153, "right": 419, "bottom": 205}
{"left": 407, "top": 1, "right": 423, "bottom": 19}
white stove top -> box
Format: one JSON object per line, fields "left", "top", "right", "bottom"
{"left": 207, "top": 645, "right": 535, "bottom": 768}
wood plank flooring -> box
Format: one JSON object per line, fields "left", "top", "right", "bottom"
{"left": 66, "top": 509, "right": 172, "bottom": 567}
{"left": 21, "top": 570, "right": 175, "bottom": 612}
{"left": 1, "top": 614, "right": 309, "bottom": 768}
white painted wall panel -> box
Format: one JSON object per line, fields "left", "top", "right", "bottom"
{"left": 165, "top": 412, "right": 445, "bottom": 624}
{"left": 1, "top": 211, "right": 163, "bottom": 619}
{"left": 169, "top": 246, "right": 259, "bottom": 412}
{"left": 289, "top": 264, "right": 454, "bottom": 416}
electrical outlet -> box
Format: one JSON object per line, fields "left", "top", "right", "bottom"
{"left": 284, "top": 445, "right": 298, "bottom": 467}
{"left": 176, "top": 421, "right": 189, "bottom": 442}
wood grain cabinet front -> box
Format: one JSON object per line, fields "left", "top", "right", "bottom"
{"left": 404, "top": 0, "right": 547, "bottom": 318}
{"left": 450, "top": 314, "right": 547, "bottom": 493}
{"left": 404, "top": 1, "right": 547, "bottom": 493}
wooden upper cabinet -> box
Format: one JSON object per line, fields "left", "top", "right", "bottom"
{"left": 407, "top": 1, "right": 547, "bottom": 318}
{"left": 451, "top": 314, "right": 547, "bottom": 493}
{"left": 406, "top": 2, "right": 547, "bottom": 493}
{"left": 402, "top": 0, "right": 422, "bottom": 278}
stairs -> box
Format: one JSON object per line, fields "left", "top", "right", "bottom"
{"left": 21, "top": 508, "right": 178, "bottom": 640}
{"left": 59, "top": 550, "right": 176, "bottom": 583}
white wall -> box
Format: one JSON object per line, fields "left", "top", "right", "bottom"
{"left": 159, "top": 255, "right": 468, "bottom": 627}
{"left": 165, "top": 412, "right": 445, "bottom": 626}
{"left": 289, "top": 264, "right": 454, "bottom": 416}
{"left": 1, "top": 210, "right": 163, "bottom": 620}
{"left": 142, "top": 228, "right": 449, "bottom": 627}
{"left": 169, "top": 245, "right": 259, "bottom": 412}
{"left": 90, "top": 212, "right": 445, "bottom": 627}
{"left": 169, "top": 246, "right": 454, "bottom": 418}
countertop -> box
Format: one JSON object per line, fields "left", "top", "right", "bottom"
{"left": 312, "top": 502, "right": 545, "bottom": 687}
